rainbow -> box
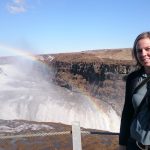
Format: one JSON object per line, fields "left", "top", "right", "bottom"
{"left": 0, "top": 44, "right": 38, "bottom": 61}
{"left": 0, "top": 43, "right": 99, "bottom": 100}
{"left": 0, "top": 43, "right": 99, "bottom": 103}
{"left": 0, "top": 43, "right": 54, "bottom": 63}
{"left": 0, "top": 43, "right": 101, "bottom": 111}
{"left": 0, "top": 43, "right": 119, "bottom": 131}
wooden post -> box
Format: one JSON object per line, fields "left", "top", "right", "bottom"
{"left": 72, "top": 121, "right": 82, "bottom": 150}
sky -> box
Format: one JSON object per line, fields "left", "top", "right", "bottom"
{"left": 0, "top": 0, "right": 150, "bottom": 56}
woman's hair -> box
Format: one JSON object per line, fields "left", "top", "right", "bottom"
{"left": 132, "top": 31, "right": 150, "bottom": 66}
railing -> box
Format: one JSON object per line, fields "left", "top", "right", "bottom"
{"left": 0, "top": 121, "right": 119, "bottom": 150}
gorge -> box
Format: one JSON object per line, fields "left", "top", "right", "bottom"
{"left": 0, "top": 48, "right": 136, "bottom": 150}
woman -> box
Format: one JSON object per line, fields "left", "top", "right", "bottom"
{"left": 119, "top": 31, "right": 150, "bottom": 150}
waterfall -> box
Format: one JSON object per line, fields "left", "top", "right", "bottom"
{"left": 0, "top": 57, "right": 120, "bottom": 132}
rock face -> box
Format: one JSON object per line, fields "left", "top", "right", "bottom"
{"left": 49, "top": 49, "right": 136, "bottom": 116}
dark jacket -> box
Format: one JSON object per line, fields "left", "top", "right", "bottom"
{"left": 119, "top": 67, "right": 144, "bottom": 145}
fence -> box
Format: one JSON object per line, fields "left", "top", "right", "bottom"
{"left": 0, "top": 121, "right": 119, "bottom": 150}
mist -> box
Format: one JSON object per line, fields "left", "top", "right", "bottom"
{"left": 0, "top": 56, "right": 120, "bottom": 132}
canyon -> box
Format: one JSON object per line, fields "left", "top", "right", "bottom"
{"left": 0, "top": 48, "right": 136, "bottom": 150}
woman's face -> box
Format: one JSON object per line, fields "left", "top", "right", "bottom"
{"left": 136, "top": 37, "right": 150, "bottom": 67}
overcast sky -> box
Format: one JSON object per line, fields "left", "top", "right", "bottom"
{"left": 0, "top": 0, "right": 150, "bottom": 56}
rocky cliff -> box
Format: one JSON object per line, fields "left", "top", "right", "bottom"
{"left": 47, "top": 49, "right": 136, "bottom": 116}
{"left": 0, "top": 49, "right": 136, "bottom": 116}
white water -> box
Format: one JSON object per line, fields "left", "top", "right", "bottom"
{"left": 0, "top": 57, "right": 120, "bottom": 132}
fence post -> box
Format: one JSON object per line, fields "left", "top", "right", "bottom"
{"left": 72, "top": 121, "right": 82, "bottom": 150}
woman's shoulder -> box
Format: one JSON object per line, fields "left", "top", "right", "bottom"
{"left": 127, "top": 68, "right": 144, "bottom": 81}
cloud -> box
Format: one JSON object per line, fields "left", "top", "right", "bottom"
{"left": 7, "top": 0, "right": 27, "bottom": 14}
